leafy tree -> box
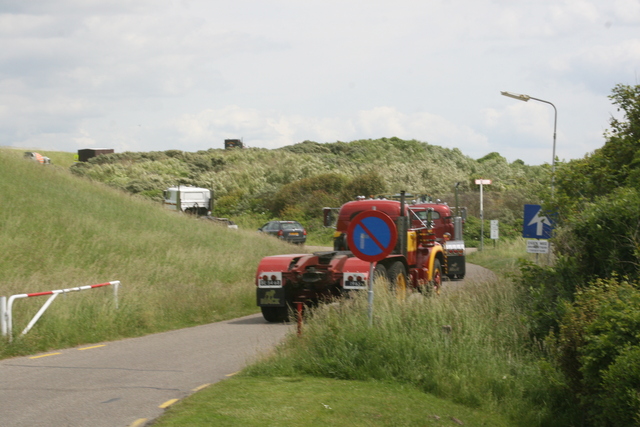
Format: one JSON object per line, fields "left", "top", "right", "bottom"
{"left": 554, "top": 84, "right": 640, "bottom": 220}
{"left": 267, "top": 173, "right": 349, "bottom": 217}
{"left": 554, "top": 185, "right": 640, "bottom": 283}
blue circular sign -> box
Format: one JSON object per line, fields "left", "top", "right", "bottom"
{"left": 346, "top": 210, "right": 397, "bottom": 262}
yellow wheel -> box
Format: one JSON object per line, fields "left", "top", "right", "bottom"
{"left": 388, "top": 261, "right": 408, "bottom": 300}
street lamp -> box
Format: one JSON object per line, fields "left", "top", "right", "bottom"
{"left": 501, "top": 91, "right": 557, "bottom": 196}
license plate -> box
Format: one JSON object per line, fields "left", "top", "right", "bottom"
{"left": 343, "top": 273, "right": 367, "bottom": 289}
{"left": 289, "top": 232, "right": 299, "bottom": 236}
{"left": 258, "top": 272, "right": 283, "bottom": 288}
{"left": 259, "top": 279, "right": 282, "bottom": 287}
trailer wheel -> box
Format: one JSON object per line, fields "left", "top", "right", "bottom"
{"left": 387, "top": 261, "right": 408, "bottom": 300}
{"left": 261, "top": 306, "right": 289, "bottom": 323}
{"left": 373, "top": 263, "right": 387, "bottom": 282}
{"left": 430, "top": 259, "right": 443, "bottom": 295}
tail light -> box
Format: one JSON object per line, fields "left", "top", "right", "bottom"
{"left": 303, "top": 229, "right": 307, "bottom": 236}
{"left": 278, "top": 230, "right": 283, "bottom": 237}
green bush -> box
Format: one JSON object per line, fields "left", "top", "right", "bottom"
{"left": 598, "top": 346, "right": 640, "bottom": 426}
{"left": 549, "top": 277, "right": 640, "bottom": 426}
{"left": 517, "top": 259, "right": 581, "bottom": 341}
{"left": 554, "top": 187, "right": 640, "bottom": 283}
{"left": 267, "top": 173, "right": 348, "bottom": 217}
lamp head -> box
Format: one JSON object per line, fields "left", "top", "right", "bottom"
{"left": 501, "top": 91, "right": 530, "bottom": 102}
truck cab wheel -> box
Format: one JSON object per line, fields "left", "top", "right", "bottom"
{"left": 261, "top": 306, "right": 289, "bottom": 323}
{"left": 387, "top": 261, "right": 408, "bottom": 300}
{"left": 430, "top": 259, "right": 443, "bottom": 295}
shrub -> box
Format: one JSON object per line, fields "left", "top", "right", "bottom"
{"left": 517, "top": 259, "right": 581, "bottom": 340}
{"left": 598, "top": 346, "right": 640, "bottom": 426}
{"left": 555, "top": 187, "right": 640, "bottom": 283}
{"left": 550, "top": 277, "right": 640, "bottom": 426}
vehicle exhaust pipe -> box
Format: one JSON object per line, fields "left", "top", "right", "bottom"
{"left": 396, "top": 191, "right": 407, "bottom": 257}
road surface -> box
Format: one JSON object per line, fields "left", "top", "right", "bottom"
{"left": 0, "top": 258, "right": 493, "bottom": 427}
{"left": 0, "top": 314, "right": 291, "bottom": 427}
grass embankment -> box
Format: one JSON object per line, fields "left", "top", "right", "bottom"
{"left": 0, "top": 149, "right": 303, "bottom": 358}
{"left": 155, "top": 242, "right": 567, "bottom": 427}
{"left": 154, "top": 376, "right": 509, "bottom": 426}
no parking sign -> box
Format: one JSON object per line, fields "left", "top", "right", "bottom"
{"left": 346, "top": 210, "right": 397, "bottom": 326}
{"left": 346, "top": 210, "right": 397, "bottom": 262}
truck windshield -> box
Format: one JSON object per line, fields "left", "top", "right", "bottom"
{"left": 414, "top": 210, "right": 440, "bottom": 220}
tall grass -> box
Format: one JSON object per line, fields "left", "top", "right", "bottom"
{"left": 0, "top": 149, "right": 304, "bottom": 358}
{"left": 467, "top": 237, "right": 550, "bottom": 274}
{"left": 244, "top": 276, "right": 569, "bottom": 426}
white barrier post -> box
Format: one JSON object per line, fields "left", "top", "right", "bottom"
{"left": 1, "top": 296, "right": 7, "bottom": 338}
{"left": 4, "top": 281, "right": 120, "bottom": 342}
{"left": 21, "top": 293, "right": 60, "bottom": 337}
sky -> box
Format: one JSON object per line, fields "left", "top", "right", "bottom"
{"left": 1, "top": 1, "right": 639, "bottom": 166}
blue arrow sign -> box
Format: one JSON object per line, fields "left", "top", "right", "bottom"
{"left": 523, "top": 204, "right": 554, "bottom": 239}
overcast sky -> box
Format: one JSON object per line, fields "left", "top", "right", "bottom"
{"left": 2, "top": 1, "right": 639, "bottom": 165}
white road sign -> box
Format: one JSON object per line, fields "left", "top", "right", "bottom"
{"left": 490, "top": 220, "right": 499, "bottom": 240}
{"left": 526, "top": 240, "right": 549, "bottom": 254}
{"left": 475, "top": 179, "right": 492, "bottom": 185}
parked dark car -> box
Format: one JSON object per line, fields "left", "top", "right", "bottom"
{"left": 258, "top": 220, "right": 307, "bottom": 244}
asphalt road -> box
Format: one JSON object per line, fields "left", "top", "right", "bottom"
{"left": 0, "top": 258, "right": 494, "bottom": 427}
{"left": 0, "top": 314, "right": 291, "bottom": 427}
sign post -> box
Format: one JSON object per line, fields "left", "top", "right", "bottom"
{"left": 346, "top": 210, "right": 397, "bottom": 326}
{"left": 475, "top": 179, "right": 492, "bottom": 251}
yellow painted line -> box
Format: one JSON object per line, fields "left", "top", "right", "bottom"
{"left": 30, "top": 352, "right": 61, "bottom": 359}
{"left": 192, "top": 383, "right": 211, "bottom": 392}
{"left": 159, "top": 399, "right": 179, "bottom": 409}
{"left": 225, "top": 371, "right": 239, "bottom": 377}
{"left": 78, "top": 344, "right": 107, "bottom": 351}
{"left": 129, "top": 419, "right": 148, "bottom": 427}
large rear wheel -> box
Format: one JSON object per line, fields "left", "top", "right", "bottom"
{"left": 373, "top": 263, "right": 387, "bottom": 283}
{"left": 387, "top": 261, "right": 408, "bottom": 300}
{"left": 261, "top": 306, "right": 289, "bottom": 323}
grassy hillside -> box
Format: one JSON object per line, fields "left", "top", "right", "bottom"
{"left": 70, "top": 138, "right": 548, "bottom": 200}
{"left": 0, "top": 149, "right": 303, "bottom": 358}
{"left": 69, "top": 138, "right": 550, "bottom": 244}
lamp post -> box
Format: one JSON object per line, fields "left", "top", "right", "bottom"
{"left": 501, "top": 91, "right": 557, "bottom": 196}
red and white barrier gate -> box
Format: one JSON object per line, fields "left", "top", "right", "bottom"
{"left": 1, "top": 281, "right": 120, "bottom": 342}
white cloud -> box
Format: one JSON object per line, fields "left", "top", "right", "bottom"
{"left": 1, "top": 0, "right": 639, "bottom": 165}
{"left": 171, "top": 105, "right": 490, "bottom": 157}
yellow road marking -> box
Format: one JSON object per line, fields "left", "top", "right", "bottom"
{"left": 78, "top": 344, "right": 107, "bottom": 351}
{"left": 225, "top": 371, "right": 239, "bottom": 377}
{"left": 159, "top": 399, "right": 179, "bottom": 409}
{"left": 129, "top": 419, "right": 148, "bottom": 427}
{"left": 30, "top": 352, "right": 61, "bottom": 359}
{"left": 192, "top": 383, "right": 211, "bottom": 392}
